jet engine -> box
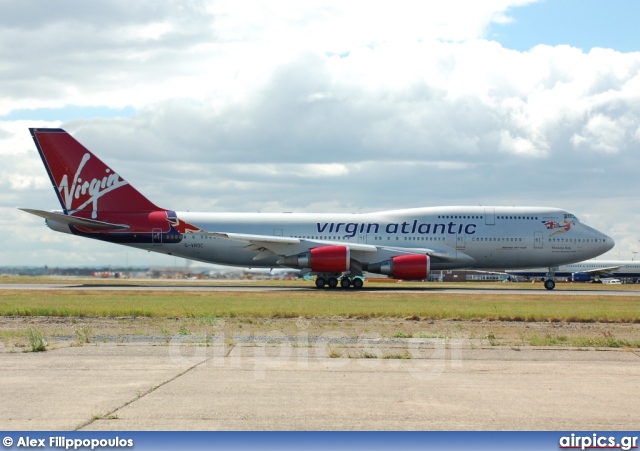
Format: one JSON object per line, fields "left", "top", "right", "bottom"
{"left": 572, "top": 272, "right": 593, "bottom": 282}
{"left": 279, "top": 246, "right": 350, "bottom": 272}
{"left": 368, "top": 254, "right": 430, "bottom": 280}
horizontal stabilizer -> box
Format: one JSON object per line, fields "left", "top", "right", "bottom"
{"left": 20, "top": 208, "right": 130, "bottom": 230}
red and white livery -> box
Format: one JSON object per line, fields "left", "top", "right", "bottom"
{"left": 22, "top": 128, "right": 614, "bottom": 290}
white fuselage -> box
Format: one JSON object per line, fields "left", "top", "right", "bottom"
{"left": 116, "top": 206, "right": 613, "bottom": 270}
{"left": 507, "top": 260, "right": 640, "bottom": 279}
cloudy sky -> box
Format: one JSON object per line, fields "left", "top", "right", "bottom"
{"left": 1, "top": 0, "right": 640, "bottom": 268}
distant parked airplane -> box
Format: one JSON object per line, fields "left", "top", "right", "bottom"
{"left": 507, "top": 260, "right": 640, "bottom": 283}
{"left": 22, "top": 128, "right": 614, "bottom": 290}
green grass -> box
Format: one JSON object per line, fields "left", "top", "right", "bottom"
{"left": 1, "top": 287, "right": 639, "bottom": 323}
{"left": 529, "top": 333, "right": 640, "bottom": 348}
{"left": 5, "top": 276, "right": 640, "bottom": 291}
{"left": 392, "top": 332, "right": 413, "bottom": 338}
{"left": 74, "top": 326, "right": 93, "bottom": 344}
{"left": 26, "top": 327, "right": 47, "bottom": 352}
{"left": 382, "top": 351, "right": 412, "bottom": 359}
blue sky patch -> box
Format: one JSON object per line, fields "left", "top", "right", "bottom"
{"left": 489, "top": 0, "right": 640, "bottom": 52}
{"left": 2, "top": 105, "right": 136, "bottom": 122}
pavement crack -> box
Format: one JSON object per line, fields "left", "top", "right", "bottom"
{"left": 75, "top": 352, "right": 214, "bottom": 431}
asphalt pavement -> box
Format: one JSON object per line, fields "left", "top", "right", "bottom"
{"left": 1, "top": 340, "right": 638, "bottom": 430}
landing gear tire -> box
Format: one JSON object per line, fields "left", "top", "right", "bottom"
{"left": 544, "top": 279, "right": 556, "bottom": 291}
{"left": 340, "top": 278, "right": 351, "bottom": 288}
{"left": 328, "top": 277, "right": 339, "bottom": 288}
{"left": 353, "top": 278, "right": 364, "bottom": 289}
{"left": 315, "top": 277, "right": 326, "bottom": 289}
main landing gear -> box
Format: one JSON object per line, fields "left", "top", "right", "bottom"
{"left": 315, "top": 274, "right": 364, "bottom": 289}
{"left": 544, "top": 267, "right": 557, "bottom": 291}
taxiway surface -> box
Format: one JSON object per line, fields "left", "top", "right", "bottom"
{"left": 2, "top": 282, "right": 639, "bottom": 430}
{"left": 1, "top": 341, "right": 639, "bottom": 430}
{"left": 2, "top": 283, "right": 640, "bottom": 296}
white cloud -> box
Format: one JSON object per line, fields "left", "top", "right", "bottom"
{"left": 498, "top": 130, "right": 546, "bottom": 157}
{"left": 138, "top": 22, "right": 174, "bottom": 41}
{"left": 571, "top": 114, "right": 624, "bottom": 154}
{"left": 2, "top": 0, "right": 640, "bottom": 265}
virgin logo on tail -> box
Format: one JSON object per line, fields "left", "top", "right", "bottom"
{"left": 60, "top": 153, "right": 128, "bottom": 218}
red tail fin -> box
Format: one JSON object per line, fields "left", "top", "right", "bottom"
{"left": 30, "top": 128, "right": 161, "bottom": 219}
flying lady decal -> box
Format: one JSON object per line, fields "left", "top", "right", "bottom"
{"left": 543, "top": 213, "right": 576, "bottom": 237}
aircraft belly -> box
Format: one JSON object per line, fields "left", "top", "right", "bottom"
{"left": 469, "top": 246, "right": 519, "bottom": 268}
{"left": 127, "top": 239, "right": 278, "bottom": 268}
{"left": 181, "top": 240, "right": 277, "bottom": 267}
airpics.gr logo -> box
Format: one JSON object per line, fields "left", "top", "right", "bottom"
{"left": 59, "top": 153, "right": 127, "bottom": 219}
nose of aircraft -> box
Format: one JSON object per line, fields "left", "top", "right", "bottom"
{"left": 580, "top": 223, "right": 614, "bottom": 256}
{"left": 603, "top": 232, "right": 615, "bottom": 252}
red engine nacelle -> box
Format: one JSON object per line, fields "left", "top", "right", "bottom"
{"left": 279, "top": 246, "right": 350, "bottom": 272}
{"left": 368, "top": 254, "right": 430, "bottom": 280}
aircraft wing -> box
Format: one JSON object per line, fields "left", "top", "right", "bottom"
{"left": 375, "top": 246, "right": 454, "bottom": 262}
{"left": 204, "top": 231, "right": 454, "bottom": 262}
{"left": 577, "top": 265, "right": 625, "bottom": 277}
{"left": 206, "top": 232, "right": 302, "bottom": 245}
{"left": 471, "top": 269, "right": 510, "bottom": 275}
{"left": 20, "top": 208, "right": 130, "bottom": 230}
{"left": 205, "top": 231, "right": 378, "bottom": 260}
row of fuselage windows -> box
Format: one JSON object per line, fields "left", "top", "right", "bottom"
{"left": 497, "top": 215, "right": 539, "bottom": 220}
{"left": 549, "top": 237, "right": 605, "bottom": 243}
{"left": 565, "top": 264, "right": 640, "bottom": 269}
{"left": 437, "top": 215, "right": 483, "bottom": 219}
{"left": 436, "top": 215, "right": 540, "bottom": 220}
{"left": 288, "top": 235, "right": 447, "bottom": 241}
{"left": 287, "top": 235, "right": 606, "bottom": 244}
{"left": 173, "top": 234, "right": 603, "bottom": 244}
{"left": 290, "top": 236, "right": 523, "bottom": 242}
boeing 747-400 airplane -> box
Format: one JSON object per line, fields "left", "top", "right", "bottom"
{"left": 22, "top": 128, "right": 614, "bottom": 290}
{"left": 507, "top": 260, "right": 640, "bottom": 283}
